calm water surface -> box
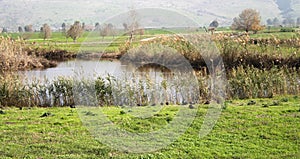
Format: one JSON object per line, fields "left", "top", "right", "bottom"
{"left": 19, "top": 59, "right": 179, "bottom": 83}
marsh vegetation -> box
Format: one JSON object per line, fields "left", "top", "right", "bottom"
{"left": 0, "top": 30, "right": 299, "bottom": 107}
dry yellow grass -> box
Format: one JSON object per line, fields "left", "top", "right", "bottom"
{"left": 0, "top": 36, "right": 55, "bottom": 72}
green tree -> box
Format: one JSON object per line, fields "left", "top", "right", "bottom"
{"left": 1, "top": 27, "right": 8, "bottom": 33}
{"left": 95, "top": 22, "right": 100, "bottom": 31}
{"left": 66, "top": 21, "right": 84, "bottom": 42}
{"left": 18, "top": 26, "right": 23, "bottom": 32}
{"left": 273, "top": 17, "right": 280, "bottom": 27}
{"left": 283, "top": 17, "right": 295, "bottom": 27}
{"left": 297, "top": 17, "right": 300, "bottom": 26}
{"left": 61, "top": 23, "right": 66, "bottom": 32}
{"left": 267, "top": 18, "right": 273, "bottom": 26}
{"left": 82, "top": 22, "right": 85, "bottom": 30}
{"left": 231, "top": 9, "right": 264, "bottom": 33}
{"left": 209, "top": 20, "right": 219, "bottom": 28}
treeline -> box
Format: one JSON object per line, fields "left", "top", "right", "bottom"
{"left": 266, "top": 17, "right": 300, "bottom": 27}
{"left": 3, "top": 18, "right": 145, "bottom": 42}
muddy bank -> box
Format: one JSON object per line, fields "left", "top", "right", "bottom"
{"left": 76, "top": 52, "right": 122, "bottom": 59}
{"left": 21, "top": 48, "right": 122, "bottom": 70}
{"left": 28, "top": 49, "right": 300, "bottom": 71}
{"left": 27, "top": 48, "right": 77, "bottom": 61}
{"left": 17, "top": 58, "right": 57, "bottom": 70}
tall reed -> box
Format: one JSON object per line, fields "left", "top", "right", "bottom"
{"left": 0, "top": 66, "right": 299, "bottom": 107}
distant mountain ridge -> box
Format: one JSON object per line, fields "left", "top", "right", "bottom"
{"left": 0, "top": 0, "right": 298, "bottom": 31}
{"left": 275, "top": 0, "right": 293, "bottom": 18}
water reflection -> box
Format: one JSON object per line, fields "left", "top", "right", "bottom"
{"left": 19, "top": 59, "right": 187, "bottom": 83}
{"left": 15, "top": 59, "right": 200, "bottom": 106}
{"left": 19, "top": 59, "right": 124, "bottom": 83}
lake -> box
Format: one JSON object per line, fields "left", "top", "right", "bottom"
{"left": 18, "top": 59, "right": 191, "bottom": 83}
{"left": 19, "top": 59, "right": 129, "bottom": 83}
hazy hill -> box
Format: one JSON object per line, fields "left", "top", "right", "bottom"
{"left": 0, "top": 0, "right": 297, "bottom": 31}
{"left": 289, "top": 0, "right": 300, "bottom": 19}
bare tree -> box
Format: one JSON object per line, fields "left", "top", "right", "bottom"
{"left": 126, "top": 9, "right": 140, "bottom": 42}
{"left": 128, "top": 9, "right": 139, "bottom": 32}
{"left": 297, "top": 17, "right": 300, "bottom": 26}
{"left": 22, "top": 24, "right": 34, "bottom": 40}
{"left": 138, "top": 28, "right": 145, "bottom": 38}
{"left": 231, "top": 9, "right": 264, "bottom": 33}
{"left": 107, "top": 23, "right": 116, "bottom": 38}
{"left": 24, "top": 25, "right": 33, "bottom": 32}
{"left": 100, "top": 23, "right": 109, "bottom": 40}
{"left": 40, "top": 23, "right": 52, "bottom": 40}
{"left": 66, "top": 21, "right": 84, "bottom": 42}
{"left": 100, "top": 23, "right": 116, "bottom": 40}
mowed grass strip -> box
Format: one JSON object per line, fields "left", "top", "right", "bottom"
{"left": 0, "top": 96, "right": 299, "bottom": 158}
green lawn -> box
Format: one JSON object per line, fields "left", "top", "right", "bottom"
{"left": 1, "top": 96, "right": 299, "bottom": 158}
{"left": 250, "top": 31, "right": 299, "bottom": 39}
{"left": 1, "top": 27, "right": 299, "bottom": 54}
{"left": 1, "top": 30, "right": 172, "bottom": 53}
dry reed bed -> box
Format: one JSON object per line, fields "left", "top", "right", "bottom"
{"left": 121, "top": 34, "right": 300, "bottom": 70}
{"left": 0, "top": 36, "right": 57, "bottom": 71}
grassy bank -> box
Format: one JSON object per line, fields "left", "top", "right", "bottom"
{"left": 0, "top": 96, "right": 299, "bottom": 158}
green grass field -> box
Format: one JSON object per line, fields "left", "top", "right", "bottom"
{"left": 250, "top": 31, "right": 299, "bottom": 39}
{"left": 0, "top": 28, "right": 299, "bottom": 60}
{"left": 0, "top": 29, "right": 169, "bottom": 53}
{"left": 1, "top": 27, "right": 299, "bottom": 54}
{"left": 1, "top": 96, "right": 299, "bottom": 158}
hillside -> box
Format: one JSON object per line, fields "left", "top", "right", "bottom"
{"left": 0, "top": 0, "right": 288, "bottom": 31}
{"left": 275, "top": 0, "right": 298, "bottom": 18}
{"left": 290, "top": 0, "right": 300, "bottom": 19}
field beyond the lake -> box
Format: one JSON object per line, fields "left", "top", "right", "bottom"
{"left": 0, "top": 96, "right": 299, "bottom": 158}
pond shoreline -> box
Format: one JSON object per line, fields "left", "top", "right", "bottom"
{"left": 76, "top": 52, "right": 122, "bottom": 60}
{"left": 12, "top": 50, "right": 122, "bottom": 71}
